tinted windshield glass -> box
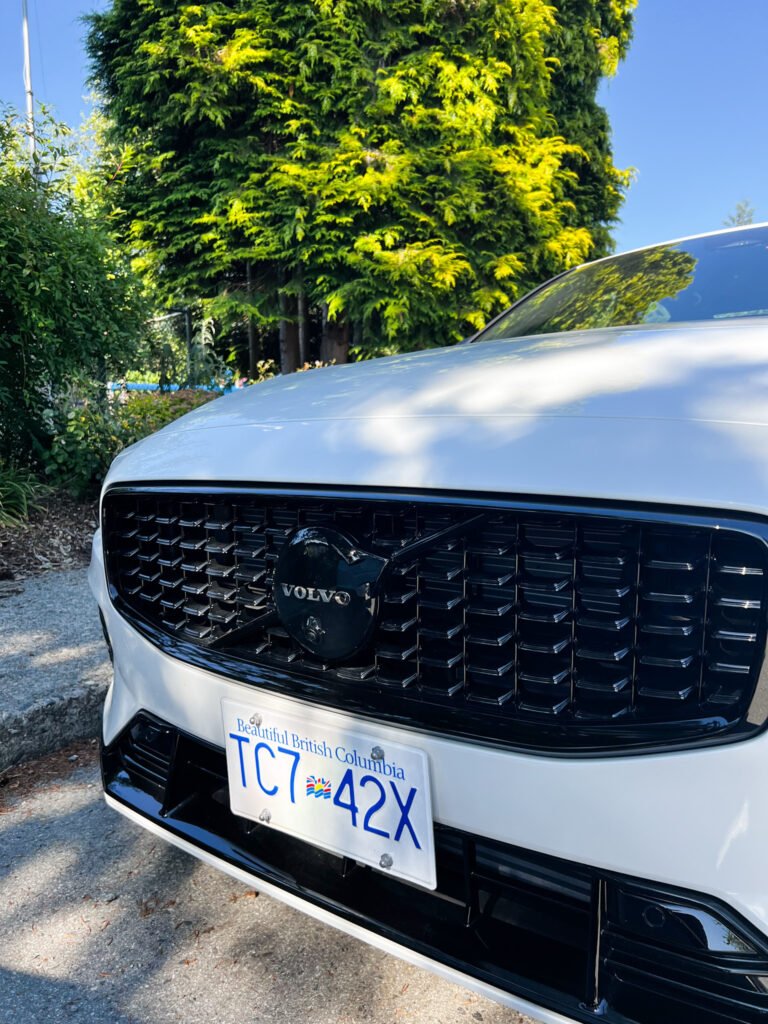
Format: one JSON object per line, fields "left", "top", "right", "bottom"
{"left": 476, "top": 225, "right": 768, "bottom": 342}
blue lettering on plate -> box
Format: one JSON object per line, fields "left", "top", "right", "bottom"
{"left": 229, "top": 732, "right": 250, "bottom": 788}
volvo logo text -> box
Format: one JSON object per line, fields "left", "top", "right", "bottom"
{"left": 280, "top": 583, "right": 352, "bottom": 607}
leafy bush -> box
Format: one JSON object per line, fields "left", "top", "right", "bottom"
{"left": 44, "top": 388, "right": 217, "bottom": 498}
{"left": 0, "top": 463, "right": 44, "bottom": 527}
{"left": 116, "top": 389, "right": 217, "bottom": 439}
{"left": 0, "top": 111, "right": 147, "bottom": 464}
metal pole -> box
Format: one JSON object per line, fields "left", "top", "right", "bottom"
{"left": 21, "top": 0, "right": 36, "bottom": 158}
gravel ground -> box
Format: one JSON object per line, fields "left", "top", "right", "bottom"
{"left": 0, "top": 569, "right": 110, "bottom": 771}
{"left": 0, "top": 743, "right": 534, "bottom": 1024}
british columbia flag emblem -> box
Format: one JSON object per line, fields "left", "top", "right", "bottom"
{"left": 306, "top": 776, "right": 332, "bottom": 799}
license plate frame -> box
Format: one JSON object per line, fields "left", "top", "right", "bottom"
{"left": 222, "top": 698, "right": 437, "bottom": 890}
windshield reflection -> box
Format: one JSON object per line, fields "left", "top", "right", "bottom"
{"left": 478, "top": 225, "right": 768, "bottom": 341}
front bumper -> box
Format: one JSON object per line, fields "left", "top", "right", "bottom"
{"left": 103, "top": 711, "right": 768, "bottom": 1024}
{"left": 91, "top": 535, "right": 768, "bottom": 1023}
{"left": 104, "top": 791, "right": 575, "bottom": 1024}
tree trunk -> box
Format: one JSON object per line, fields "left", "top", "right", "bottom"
{"left": 352, "top": 319, "right": 363, "bottom": 357}
{"left": 320, "top": 306, "right": 350, "bottom": 364}
{"left": 246, "top": 261, "right": 258, "bottom": 379}
{"left": 297, "top": 287, "right": 308, "bottom": 367}
{"left": 279, "top": 291, "right": 299, "bottom": 374}
{"left": 184, "top": 306, "right": 193, "bottom": 387}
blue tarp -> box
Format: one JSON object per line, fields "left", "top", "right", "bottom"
{"left": 107, "top": 381, "right": 231, "bottom": 393}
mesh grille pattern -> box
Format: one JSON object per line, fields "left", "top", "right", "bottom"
{"left": 103, "top": 489, "right": 768, "bottom": 750}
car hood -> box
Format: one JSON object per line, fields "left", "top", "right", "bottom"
{"left": 105, "top": 319, "right": 768, "bottom": 516}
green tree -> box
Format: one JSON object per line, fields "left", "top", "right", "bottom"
{"left": 547, "top": 0, "right": 637, "bottom": 255}
{"left": 0, "top": 111, "right": 146, "bottom": 463}
{"left": 87, "top": 0, "right": 636, "bottom": 374}
{"left": 724, "top": 200, "right": 755, "bottom": 227}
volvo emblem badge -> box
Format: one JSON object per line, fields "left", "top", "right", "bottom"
{"left": 273, "top": 526, "right": 388, "bottom": 661}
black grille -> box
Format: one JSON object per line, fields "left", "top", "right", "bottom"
{"left": 102, "top": 488, "right": 768, "bottom": 753}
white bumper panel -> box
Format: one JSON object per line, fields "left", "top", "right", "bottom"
{"left": 90, "top": 537, "right": 768, "bottom": 939}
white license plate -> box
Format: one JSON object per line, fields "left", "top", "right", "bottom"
{"left": 222, "top": 698, "right": 436, "bottom": 890}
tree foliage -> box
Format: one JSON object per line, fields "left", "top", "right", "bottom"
{"left": 0, "top": 112, "right": 147, "bottom": 463}
{"left": 724, "top": 200, "right": 755, "bottom": 227}
{"left": 87, "top": 0, "right": 636, "bottom": 371}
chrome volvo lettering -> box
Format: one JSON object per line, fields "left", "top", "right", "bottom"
{"left": 281, "top": 583, "right": 351, "bottom": 606}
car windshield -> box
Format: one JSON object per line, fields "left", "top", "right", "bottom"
{"left": 475, "top": 224, "right": 768, "bottom": 342}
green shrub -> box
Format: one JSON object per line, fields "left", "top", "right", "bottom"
{"left": 116, "top": 389, "right": 216, "bottom": 439}
{"left": 0, "top": 463, "right": 44, "bottom": 527}
{"left": 44, "top": 388, "right": 218, "bottom": 499}
{"left": 0, "top": 112, "right": 147, "bottom": 465}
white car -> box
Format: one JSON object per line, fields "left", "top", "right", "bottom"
{"left": 91, "top": 224, "right": 768, "bottom": 1024}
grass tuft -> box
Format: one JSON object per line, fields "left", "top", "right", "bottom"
{"left": 0, "top": 464, "right": 45, "bottom": 528}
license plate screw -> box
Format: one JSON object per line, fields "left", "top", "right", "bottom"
{"left": 370, "top": 746, "right": 385, "bottom": 761}
{"left": 249, "top": 713, "right": 263, "bottom": 727}
{"left": 258, "top": 808, "right": 271, "bottom": 823}
{"left": 379, "top": 853, "right": 393, "bottom": 870}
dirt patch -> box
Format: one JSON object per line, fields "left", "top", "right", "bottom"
{"left": 0, "top": 738, "right": 100, "bottom": 811}
{"left": 0, "top": 491, "right": 97, "bottom": 582}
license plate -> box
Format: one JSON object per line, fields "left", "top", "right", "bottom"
{"left": 222, "top": 698, "right": 436, "bottom": 889}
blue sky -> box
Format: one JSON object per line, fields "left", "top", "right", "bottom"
{"left": 599, "top": 0, "right": 768, "bottom": 250}
{"left": 0, "top": 0, "right": 765, "bottom": 253}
